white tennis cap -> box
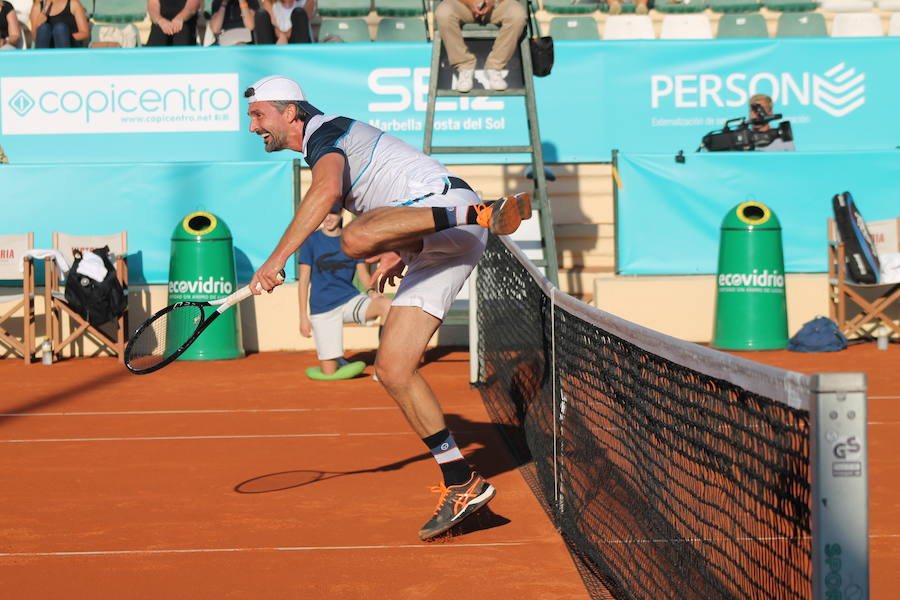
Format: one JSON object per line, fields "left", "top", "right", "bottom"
{"left": 244, "top": 75, "right": 306, "bottom": 103}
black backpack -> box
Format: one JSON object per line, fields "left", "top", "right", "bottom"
{"left": 64, "top": 246, "right": 127, "bottom": 328}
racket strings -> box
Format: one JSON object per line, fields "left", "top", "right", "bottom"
{"left": 127, "top": 305, "right": 204, "bottom": 371}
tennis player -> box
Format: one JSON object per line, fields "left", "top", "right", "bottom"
{"left": 245, "top": 75, "right": 530, "bottom": 540}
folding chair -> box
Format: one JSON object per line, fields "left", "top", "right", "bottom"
{"left": 0, "top": 233, "right": 38, "bottom": 363}
{"left": 46, "top": 232, "right": 129, "bottom": 362}
{"left": 827, "top": 220, "right": 900, "bottom": 340}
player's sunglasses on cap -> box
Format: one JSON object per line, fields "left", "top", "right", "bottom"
{"left": 243, "top": 75, "right": 306, "bottom": 103}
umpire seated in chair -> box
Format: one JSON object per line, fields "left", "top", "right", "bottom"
{"left": 434, "top": 0, "right": 527, "bottom": 93}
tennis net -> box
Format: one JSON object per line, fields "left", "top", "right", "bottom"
{"left": 472, "top": 234, "right": 866, "bottom": 600}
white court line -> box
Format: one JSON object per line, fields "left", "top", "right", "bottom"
{"left": 0, "top": 433, "right": 346, "bottom": 443}
{"left": 0, "top": 541, "right": 530, "bottom": 558}
{"left": 0, "top": 432, "right": 422, "bottom": 443}
{"left": 0, "top": 405, "right": 477, "bottom": 417}
{"left": 870, "top": 396, "right": 900, "bottom": 400}
{"left": 0, "top": 407, "right": 406, "bottom": 417}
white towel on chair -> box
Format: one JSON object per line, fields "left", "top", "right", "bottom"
{"left": 75, "top": 251, "right": 108, "bottom": 283}
{"left": 20, "top": 249, "right": 70, "bottom": 274}
{"left": 880, "top": 252, "right": 900, "bottom": 284}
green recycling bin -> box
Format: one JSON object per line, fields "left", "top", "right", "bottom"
{"left": 712, "top": 201, "right": 788, "bottom": 350}
{"left": 168, "top": 211, "right": 244, "bottom": 361}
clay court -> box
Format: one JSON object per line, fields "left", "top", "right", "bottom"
{"left": 1, "top": 344, "right": 897, "bottom": 599}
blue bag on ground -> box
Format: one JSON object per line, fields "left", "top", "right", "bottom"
{"left": 787, "top": 317, "right": 848, "bottom": 352}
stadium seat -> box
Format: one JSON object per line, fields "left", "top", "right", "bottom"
{"left": 319, "top": 17, "right": 372, "bottom": 41}
{"left": 0, "top": 233, "right": 38, "bottom": 364}
{"left": 776, "top": 11, "right": 827, "bottom": 36}
{"left": 318, "top": 0, "right": 372, "bottom": 17}
{"left": 47, "top": 232, "right": 129, "bottom": 363}
{"left": 707, "top": 0, "right": 761, "bottom": 12}
{"left": 717, "top": 13, "right": 768, "bottom": 37}
{"left": 375, "top": 0, "right": 425, "bottom": 16}
{"left": 542, "top": 0, "right": 601, "bottom": 13}
{"left": 831, "top": 12, "right": 883, "bottom": 36}
{"left": 549, "top": 16, "right": 600, "bottom": 39}
{"left": 828, "top": 219, "right": 900, "bottom": 340}
{"left": 91, "top": 0, "right": 147, "bottom": 23}
{"left": 820, "top": 0, "right": 874, "bottom": 10}
{"left": 601, "top": 14, "right": 655, "bottom": 39}
{"left": 654, "top": 0, "right": 707, "bottom": 12}
{"left": 762, "top": 0, "right": 819, "bottom": 10}
{"left": 659, "top": 13, "right": 713, "bottom": 38}
{"left": 376, "top": 17, "right": 427, "bottom": 41}
{"left": 890, "top": 12, "right": 900, "bottom": 36}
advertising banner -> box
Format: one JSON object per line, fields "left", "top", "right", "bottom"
{"left": 0, "top": 161, "right": 294, "bottom": 283}
{"left": 1, "top": 39, "right": 898, "bottom": 165}
{"left": 616, "top": 151, "right": 900, "bottom": 275}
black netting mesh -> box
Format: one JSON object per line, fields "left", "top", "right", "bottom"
{"left": 475, "top": 235, "right": 812, "bottom": 600}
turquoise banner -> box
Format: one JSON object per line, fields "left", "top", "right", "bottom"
{"left": 0, "top": 161, "right": 294, "bottom": 283}
{"left": 616, "top": 151, "right": 900, "bottom": 274}
{"left": 1, "top": 39, "right": 898, "bottom": 165}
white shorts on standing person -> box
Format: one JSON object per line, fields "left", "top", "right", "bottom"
{"left": 298, "top": 211, "right": 391, "bottom": 375}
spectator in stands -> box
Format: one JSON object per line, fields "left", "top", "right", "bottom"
{"left": 435, "top": 0, "right": 527, "bottom": 93}
{"left": 750, "top": 93, "right": 795, "bottom": 151}
{"left": 608, "top": 0, "right": 648, "bottom": 15}
{"left": 209, "top": 0, "right": 259, "bottom": 45}
{"left": 30, "top": 0, "right": 90, "bottom": 48}
{"left": 298, "top": 209, "right": 392, "bottom": 379}
{"left": 1, "top": 0, "right": 21, "bottom": 49}
{"left": 254, "top": 0, "right": 314, "bottom": 44}
{"left": 146, "top": 0, "right": 201, "bottom": 46}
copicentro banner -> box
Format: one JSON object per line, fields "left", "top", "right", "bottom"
{"left": 616, "top": 151, "right": 900, "bottom": 275}
{"left": 0, "top": 161, "right": 294, "bottom": 283}
{"left": 1, "top": 39, "right": 898, "bottom": 165}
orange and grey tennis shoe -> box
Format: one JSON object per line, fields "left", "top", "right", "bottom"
{"left": 418, "top": 472, "right": 496, "bottom": 541}
{"left": 474, "top": 192, "right": 532, "bottom": 235}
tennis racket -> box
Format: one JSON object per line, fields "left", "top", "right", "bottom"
{"left": 124, "top": 269, "right": 284, "bottom": 375}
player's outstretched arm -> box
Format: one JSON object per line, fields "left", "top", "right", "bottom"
{"left": 251, "top": 154, "right": 346, "bottom": 294}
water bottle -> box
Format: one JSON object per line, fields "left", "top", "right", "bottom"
{"left": 41, "top": 339, "right": 53, "bottom": 365}
{"left": 877, "top": 326, "right": 889, "bottom": 351}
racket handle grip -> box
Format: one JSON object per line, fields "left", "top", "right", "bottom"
{"left": 216, "top": 269, "right": 286, "bottom": 308}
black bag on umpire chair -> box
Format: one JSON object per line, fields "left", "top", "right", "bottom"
{"left": 64, "top": 246, "right": 127, "bottom": 328}
{"left": 525, "top": 0, "right": 554, "bottom": 77}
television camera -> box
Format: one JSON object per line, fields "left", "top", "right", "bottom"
{"left": 698, "top": 103, "right": 793, "bottom": 152}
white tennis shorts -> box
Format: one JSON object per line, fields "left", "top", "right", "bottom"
{"left": 393, "top": 187, "right": 487, "bottom": 320}
{"left": 310, "top": 294, "right": 375, "bottom": 360}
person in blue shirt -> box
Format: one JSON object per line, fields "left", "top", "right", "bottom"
{"left": 298, "top": 209, "right": 391, "bottom": 379}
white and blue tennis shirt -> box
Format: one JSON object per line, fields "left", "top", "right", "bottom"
{"left": 301, "top": 113, "right": 463, "bottom": 215}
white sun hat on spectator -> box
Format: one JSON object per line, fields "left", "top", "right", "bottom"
{"left": 244, "top": 76, "right": 307, "bottom": 103}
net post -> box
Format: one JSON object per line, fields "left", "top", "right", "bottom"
{"left": 810, "top": 372, "right": 869, "bottom": 600}
{"left": 468, "top": 265, "right": 479, "bottom": 385}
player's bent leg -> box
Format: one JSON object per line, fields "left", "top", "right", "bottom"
{"left": 341, "top": 193, "right": 531, "bottom": 259}
{"left": 342, "top": 207, "right": 437, "bottom": 259}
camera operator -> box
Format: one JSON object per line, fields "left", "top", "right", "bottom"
{"left": 749, "top": 94, "right": 795, "bottom": 151}
{"left": 697, "top": 93, "right": 794, "bottom": 153}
